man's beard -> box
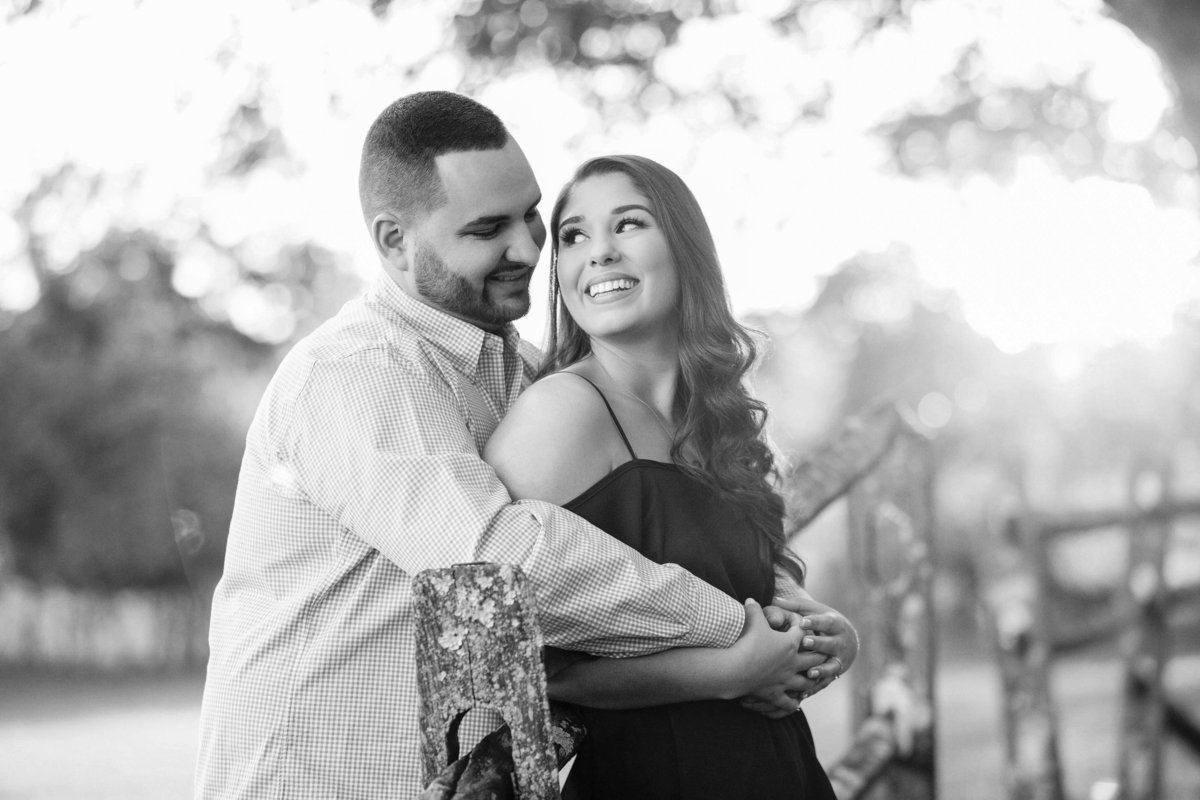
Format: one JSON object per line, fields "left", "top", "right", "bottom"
{"left": 413, "top": 242, "right": 530, "bottom": 329}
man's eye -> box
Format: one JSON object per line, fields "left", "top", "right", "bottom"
{"left": 471, "top": 226, "right": 501, "bottom": 239}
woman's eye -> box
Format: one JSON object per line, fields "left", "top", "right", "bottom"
{"left": 559, "top": 227, "right": 585, "bottom": 246}
{"left": 615, "top": 216, "right": 645, "bottom": 233}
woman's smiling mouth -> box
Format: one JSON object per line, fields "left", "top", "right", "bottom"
{"left": 587, "top": 278, "right": 639, "bottom": 298}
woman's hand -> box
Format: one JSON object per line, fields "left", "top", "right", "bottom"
{"left": 725, "top": 599, "right": 826, "bottom": 717}
{"left": 799, "top": 612, "right": 856, "bottom": 685}
{"left": 773, "top": 590, "right": 858, "bottom": 694}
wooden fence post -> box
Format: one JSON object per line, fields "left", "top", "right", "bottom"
{"left": 979, "top": 465, "right": 1065, "bottom": 800}
{"left": 412, "top": 562, "right": 559, "bottom": 800}
{"left": 1118, "top": 462, "right": 1172, "bottom": 800}
{"left": 978, "top": 495, "right": 1065, "bottom": 800}
{"left": 843, "top": 419, "right": 937, "bottom": 800}
{"left": 781, "top": 402, "right": 940, "bottom": 798}
{"left": 978, "top": 460, "right": 1200, "bottom": 800}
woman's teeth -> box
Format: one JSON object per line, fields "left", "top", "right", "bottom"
{"left": 587, "top": 278, "right": 637, "bottom": 298}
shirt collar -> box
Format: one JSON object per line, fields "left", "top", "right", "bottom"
{"left": 367, "top": 272, "right": 524, "bottom": 379}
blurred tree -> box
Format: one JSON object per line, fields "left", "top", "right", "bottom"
{"left": 0, "top": 222, "right": 276, "bottom": 588}
{"left": 1105, "top": 0, "right": 1200, "bottom": 159}
{"left": 752, "top": 243, "right": 1200, "bottom": 623}
{"left": 2, "top": 0, "right": 1196, "bottom": 593}
{"left": 448, "top": 0, "right": 1198, "bottom": 200}
{"left": 442, "top": 0, "right": 1200, "bottom": 480}
{"left": 0, "top": 156, "right": 358, "bottom": 587}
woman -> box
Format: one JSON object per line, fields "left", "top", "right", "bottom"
{"left": 484, "top": 155, "right": 847, "bottom": 799}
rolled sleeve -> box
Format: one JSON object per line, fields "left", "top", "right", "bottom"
{"left": 481, "top": 499, "right": 743, "bottom": 656}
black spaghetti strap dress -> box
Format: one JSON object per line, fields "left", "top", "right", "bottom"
{"left": 560, "top": 377, "right": 835, "bottom": 800}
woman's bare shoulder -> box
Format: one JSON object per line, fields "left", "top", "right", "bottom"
{"left": 502, "top": 371, "right": 614, "bottom": 436}
{"left": 484, "top": 371, "right": 618, "bottom": 504}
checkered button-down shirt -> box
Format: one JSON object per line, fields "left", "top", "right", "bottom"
{"left": 195, "top": 274, "right": 743, "bottom": 799}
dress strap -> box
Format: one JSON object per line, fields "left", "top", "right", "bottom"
{"left": 560, "top": 372, "right": 638, "bottom": 461}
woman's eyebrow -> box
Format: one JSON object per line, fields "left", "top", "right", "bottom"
{"left": 559, "top": 203, "right": 653, "bottom": 228}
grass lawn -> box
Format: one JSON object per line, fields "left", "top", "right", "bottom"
{"left": 1, "top": 649, "right": 1197, "bottom": 799}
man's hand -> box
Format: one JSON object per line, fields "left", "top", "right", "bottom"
{"left": 736, "top": 657, "right": 828, "bottom": 719}
{"left": 734, "top": 603, "right": 821, "bottom": 718}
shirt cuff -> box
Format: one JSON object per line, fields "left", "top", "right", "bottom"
{"left": 685, "top": 579, "right": 743, "bottom": 649}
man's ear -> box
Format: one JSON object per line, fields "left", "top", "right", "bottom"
{"left": 371, "top": 212, "right": 410, "bottom": 271}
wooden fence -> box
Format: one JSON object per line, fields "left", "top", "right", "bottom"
{"left": 414, "top": 402, "right": 939, "bottom": 799}
{"left": 976, "top": 460, "right": 1200, "bottom": 800}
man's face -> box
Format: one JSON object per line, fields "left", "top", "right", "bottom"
{"left": 405, "top": 139, "right": 546, "bottom": 331}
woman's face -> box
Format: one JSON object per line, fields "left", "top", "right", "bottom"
{"left": 555, "top": 172, "right": 679, "bottom": 343}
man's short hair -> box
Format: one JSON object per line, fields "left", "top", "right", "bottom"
{"left": 358, "top": 91, "right": 510, "bottom": 227}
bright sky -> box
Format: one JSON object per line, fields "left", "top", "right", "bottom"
{"left": 1, "top": 0, "right": 1197, "bottom": 354}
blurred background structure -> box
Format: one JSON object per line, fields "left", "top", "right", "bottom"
{"left": 1, "top": 0, "right": 1199, "bottom": 797}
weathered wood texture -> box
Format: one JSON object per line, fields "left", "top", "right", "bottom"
{"left": 1118, "top": 464, "right": 1172, "bottom": 800}
{"left": 417, "top": 705, "right": 586, "bottom": 800}
{"left": 984, "top": 457, "right": 1200, "bottom": 800}
{"left": 413, "top": 563, "right": 560, "bottom": 799}
{"left": 1026, "top": 498, "right": 1200, "bottom": 540}
{"left": 1027, "top": 499, "right": 1200, "bottom": 657}
{"left": 783, "top": 401, "right": 905, "bottom": 536}
{"left": 1161, "top": 688, "right": 1200, "bottom": 755}
{"left": 977, "top": 510, "right": 1066, "bottom": 800}
{"left": 839, "top": 420, "right": 938, "bottom": 800}
{"left": 826, "top": 716, "right": 897, "bottom": 799}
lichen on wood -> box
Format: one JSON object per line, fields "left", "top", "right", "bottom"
{"left": 413, "top": 563, "right": 560, "bottom": 799}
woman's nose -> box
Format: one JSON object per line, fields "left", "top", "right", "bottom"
{"left": 589, "top": 235, "right": 619, "bottom": 266}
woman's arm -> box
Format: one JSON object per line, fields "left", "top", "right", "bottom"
{"left": 486, "top": 374, "right": 822, "bottom": 710}
{"left": 548, "top": 598, "right": 825, "bottom": 709}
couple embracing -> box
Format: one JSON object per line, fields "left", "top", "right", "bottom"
{"left": 196, "top": 90, "right": 856, "bottom": 800}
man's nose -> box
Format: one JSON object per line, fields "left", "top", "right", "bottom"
{"left": 506, "top": 223, "right": 542, "bottom": 267}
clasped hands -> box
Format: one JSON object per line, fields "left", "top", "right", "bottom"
{"left": 730, "top": 593, "right": 858, "bottom": 719}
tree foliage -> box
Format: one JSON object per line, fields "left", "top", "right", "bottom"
{"left": 1105, "top": 0, "right": 1200, "bottom": 159}
{"left": 1, "top": 0, "right": 1197, "bottom": 589}
{"left": 0, "top": 230, "right": 270, "bottom": 588}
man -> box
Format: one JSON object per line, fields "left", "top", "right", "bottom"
{"left": 196, "top": 91, "right": 850, "bottom": 799}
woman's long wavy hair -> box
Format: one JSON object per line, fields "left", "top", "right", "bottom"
{"left": 543, "top": 155, "right": 805, "bottom": 587}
